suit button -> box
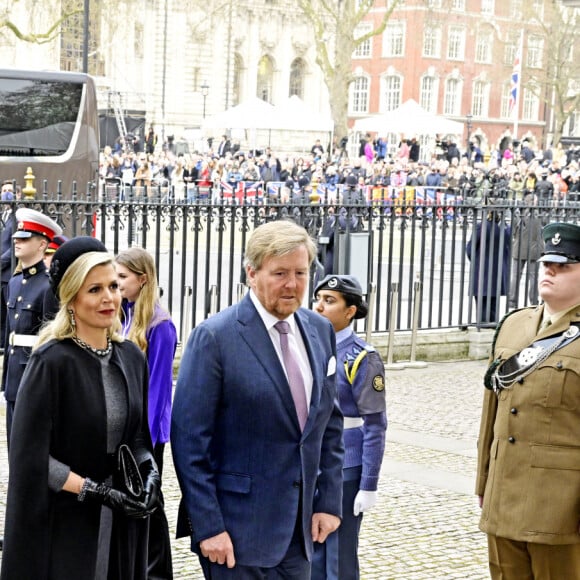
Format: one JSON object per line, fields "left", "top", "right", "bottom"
{"left": 517, "top": 377, "right": 524, "bottom": 384}
{"left": 557, "top": 361, "right": 563, "bottom": 369}
{"left": 510, "top": 408, "right": 518, "bottom": 415}
{"left": 293, "top": 481, "right": 301, "bottom": 488}
{"left": 508, "top": 436, "right": 516, "bottom": 444}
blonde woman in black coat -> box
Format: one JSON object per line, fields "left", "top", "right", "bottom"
{"left": 1, "top": 237, "right": 161, "bottom": 580}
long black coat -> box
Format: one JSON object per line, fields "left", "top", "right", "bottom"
{"left": 466, "top": 217, "right": 511, "bottom": 297}
{"left": 1, "top": 339, "right": 153, "bottom": 580}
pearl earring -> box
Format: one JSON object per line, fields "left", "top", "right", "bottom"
{"left": 68, "top": 309, "right": 76, "bottom": 328}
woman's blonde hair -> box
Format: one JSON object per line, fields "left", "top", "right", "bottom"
{"left": 115, "top": 247, "right": 168, "bottom": 353}
{"left": 35, "top": 252, "right": 122, "bottom": 349}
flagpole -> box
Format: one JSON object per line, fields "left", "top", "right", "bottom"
{"left": 512, "top": 29, "right": 525, "bottom": 140}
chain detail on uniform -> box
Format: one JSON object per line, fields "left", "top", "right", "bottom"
{"left": 344, "top": 350, "right": 368, "bottom": 385}
{"left": 491, "top": 325, "right": 580, "bottom": 394}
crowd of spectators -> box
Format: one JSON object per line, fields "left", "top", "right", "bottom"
{"left": 99, "top": 131, "right": 580, "bottom": 206}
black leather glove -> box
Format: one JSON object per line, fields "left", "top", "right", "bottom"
{"left": 79, "top": 478, "right": 150, "bottom": 519}
{"left": 139, "top": 459, "right": 161, "bottom": 513}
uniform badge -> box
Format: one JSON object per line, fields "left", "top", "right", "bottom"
{"left": 328, "top": 277, "right": 338, "bottom": 288}
{"left": 372, "top": 375, "right": 385, "bottom": 392}
{"left": 552, "top": 232, "right": 562, "bottom": 246}
{"left": 29, "top": 267, "right": 36, "bottom": 275}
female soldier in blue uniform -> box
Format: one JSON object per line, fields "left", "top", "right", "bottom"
{"left": 312, "top": 274, "right": 387, "bottom": 580}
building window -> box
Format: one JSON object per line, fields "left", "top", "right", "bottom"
{"left": 383, "top": 75, "right": 402, "bottom": 112}
{"left": 475, "top": 32, "right": 492, "bottom": 64}
{"left": 527, "top": 35, "right": 544, "bottom": 69}
{"left": 481, "top": 0, "right": 494, "bottom": 15}
{"left": 510, "top": 0, "right": 522, "bottom": 19}
{"left": 447, "top": 26, "right": 465, "bottom": 61}
{"left": 472, "top": 80, "right": 490, "bottom": 118}
{"left": 354, "top": 24, "right": 372, "bottom": 58}
{"left": 451, "top": 0, "right": 465, "bottom": 10}
{"left": 427, "top": 0, "right": 442, "bottom": 7}
{"left": 500, "top": 83, "right": 512, "bottom": 118}
{"left": 444, "top": 77, "right": 462, "bottom": 116}
{"left": 423, "top": 26, "right": 441, "bottom": 58}
{"left": 233, "top": 54, "right": 243, "bottom": 106}
{"left": 257, "top": 55, "right": 274, "bottom": 103}
{"left": 532, "top": 0, "right": 543, "bottom": 19}
{"left": 350, "top": 76, "right": 369, "bottom": 114}
{"left": 289, "top": 58, "right": 305, "bottom": 99}
{"left": 420, "top": 75, "right": 438, "bottom": 113}
{"left": 504, "top": 39, "right": 517, "bottom": 66}
{"left": 383, "top": 21, "right": 405, "bottom": 57}
{"left": 522, "top": 88, "right": 539, "bottom": 121}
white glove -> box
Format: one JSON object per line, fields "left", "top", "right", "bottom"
{"left": 353, "top": 490, "right": 378, "bottom": 516}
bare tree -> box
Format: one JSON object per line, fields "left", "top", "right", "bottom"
{"left": 520, "top": 2, "right": 580, "bottom": 146}
{"left": 297, "top": 0, "right": 401, "bottom": 141}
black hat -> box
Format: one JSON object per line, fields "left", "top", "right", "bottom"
{"left": 314, "top": 274, "right": 367, "bottom": 319}
{"left": 49, "top": 236, "right": 108, "bottom": 296}
{"left": 298, "top": 176, "right": 310, "bottom": 188}
{"left": 345, "top": 174, "right": 358, "bottom": 187}
{"left": 539, "top": 222, "right": 580, "bottom": 264}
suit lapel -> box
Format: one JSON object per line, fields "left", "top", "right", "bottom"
{"left": 236, "top": 295, "right": 302, "bottom": 430}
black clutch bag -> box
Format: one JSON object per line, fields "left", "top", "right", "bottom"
{"left": 115, "top": 443, "right": 144, "bottom": 499}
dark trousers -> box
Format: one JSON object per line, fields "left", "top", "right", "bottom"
{"left": 5, "top": 399, "right": 14, "bottom": 452}
{"left": 148, "top": 442, "right": 173, "bottom": 579}
{"left": 199, "top": 506, "right": 310, "bottom": 579}
{"left": 312, "top": 467, "right": 362, "bottom": 580}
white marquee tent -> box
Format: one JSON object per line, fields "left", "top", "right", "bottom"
{"left": 353, "top": 99, "right": 464, "bottom": 137}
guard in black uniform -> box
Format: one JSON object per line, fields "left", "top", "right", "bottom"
{"left": 2, "top": 208, "right": 62, "bottom": 447}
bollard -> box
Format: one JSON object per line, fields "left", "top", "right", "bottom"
{"left": 406, "top": 280, "right": 428, "bottom": 369}
{"left": 385, "top": 282, "right": 405, "bottom": 370}
{"left": 208, "top": 285, "right": 218, "bottom": 316}
{"left": 365, "top": 282, "right": 376, "bottom": 345}
{"left": 181, "top": 285, "right": 193, "bottom": 344}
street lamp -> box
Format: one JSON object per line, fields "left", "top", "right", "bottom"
{"left": 466, "top": 112, "right": 473, "bottom": 165}
{"left": 201, "top": 82, "right": 209, "bottom": 119}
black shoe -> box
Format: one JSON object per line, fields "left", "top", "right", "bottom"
{"left": 0, "top": 535, "right": 3, "bottom": 550}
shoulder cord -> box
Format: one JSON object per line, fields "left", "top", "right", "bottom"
{"left": 344, "top": 350, "right": 368, "bottom": 385}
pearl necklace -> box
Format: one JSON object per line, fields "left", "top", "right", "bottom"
{"left": 72, "top": 336, "right": 113, "bottom": 357}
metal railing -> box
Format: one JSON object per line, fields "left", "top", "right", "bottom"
{"left": 2, "top": 182, "right": 576, "bottom": 343}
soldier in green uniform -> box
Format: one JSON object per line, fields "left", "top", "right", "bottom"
{"left": 477, "top": 222, "right": 580, "bottom": 578}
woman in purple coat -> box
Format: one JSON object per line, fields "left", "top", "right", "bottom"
{"left": 116, "top": 247, "right": 177, "bottom": 580}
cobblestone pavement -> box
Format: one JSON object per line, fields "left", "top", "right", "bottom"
{"left": 0, "top": 359, "right": 490, "bottom": 579}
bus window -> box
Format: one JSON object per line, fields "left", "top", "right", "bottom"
{"left": 0, "top": 69, "right": 99, "bottom": 199}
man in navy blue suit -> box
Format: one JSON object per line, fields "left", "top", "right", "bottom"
{"left": 172, "top": 219, "right": 344, "bottom": 579}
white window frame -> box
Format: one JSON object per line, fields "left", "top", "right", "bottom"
{"left": 423, "top": 26, "right": 442, "bottom": 58}
{"left": 522, "top": 88, "right": 540, "bottom": 121}
{"left": 382, "top": 74, "right": 402, "bottom": 112}
{"left": 471, "top": 80, "right": 490, "bottom": 118}
{"left": 510, "top": 0, "right": 522, "bottom": 19}
{"left": 420, "top": 75, "right": 439, "bottom": 114}
{"left": 353, "top": 24, "right": 372, "bottom": 59}
{"left": 481, "top": 0, "right": 495, "bottom": 15}
{"left": 447, "top": 26, "right": 466, "bottom": 61}
{"left": 527, "top": 35, "right": 544, "bottom": 69}
{"left": 475, "top": 32, "right": 493, "bottom": 64}
{"left": 349, "top": 76, "right": 370, "bottom": 115}
{"left": 500, "top": 83, "right": 512, "bottom": 119}
{"left": 383, "top": 20, "right": 406, "bottom": 58}
{"left": 451, "top": 0, "right": 466, "bottom": 11}
{"left": 444, "top": 77, "right": 462, "bottom": 116}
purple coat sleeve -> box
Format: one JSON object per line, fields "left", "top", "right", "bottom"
{"left": 146, "top": 317, "right": 178, "bottom": 445}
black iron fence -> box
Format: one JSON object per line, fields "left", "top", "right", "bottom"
{"left": 1, "top": 184, "right": 575, "bottom": 343}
